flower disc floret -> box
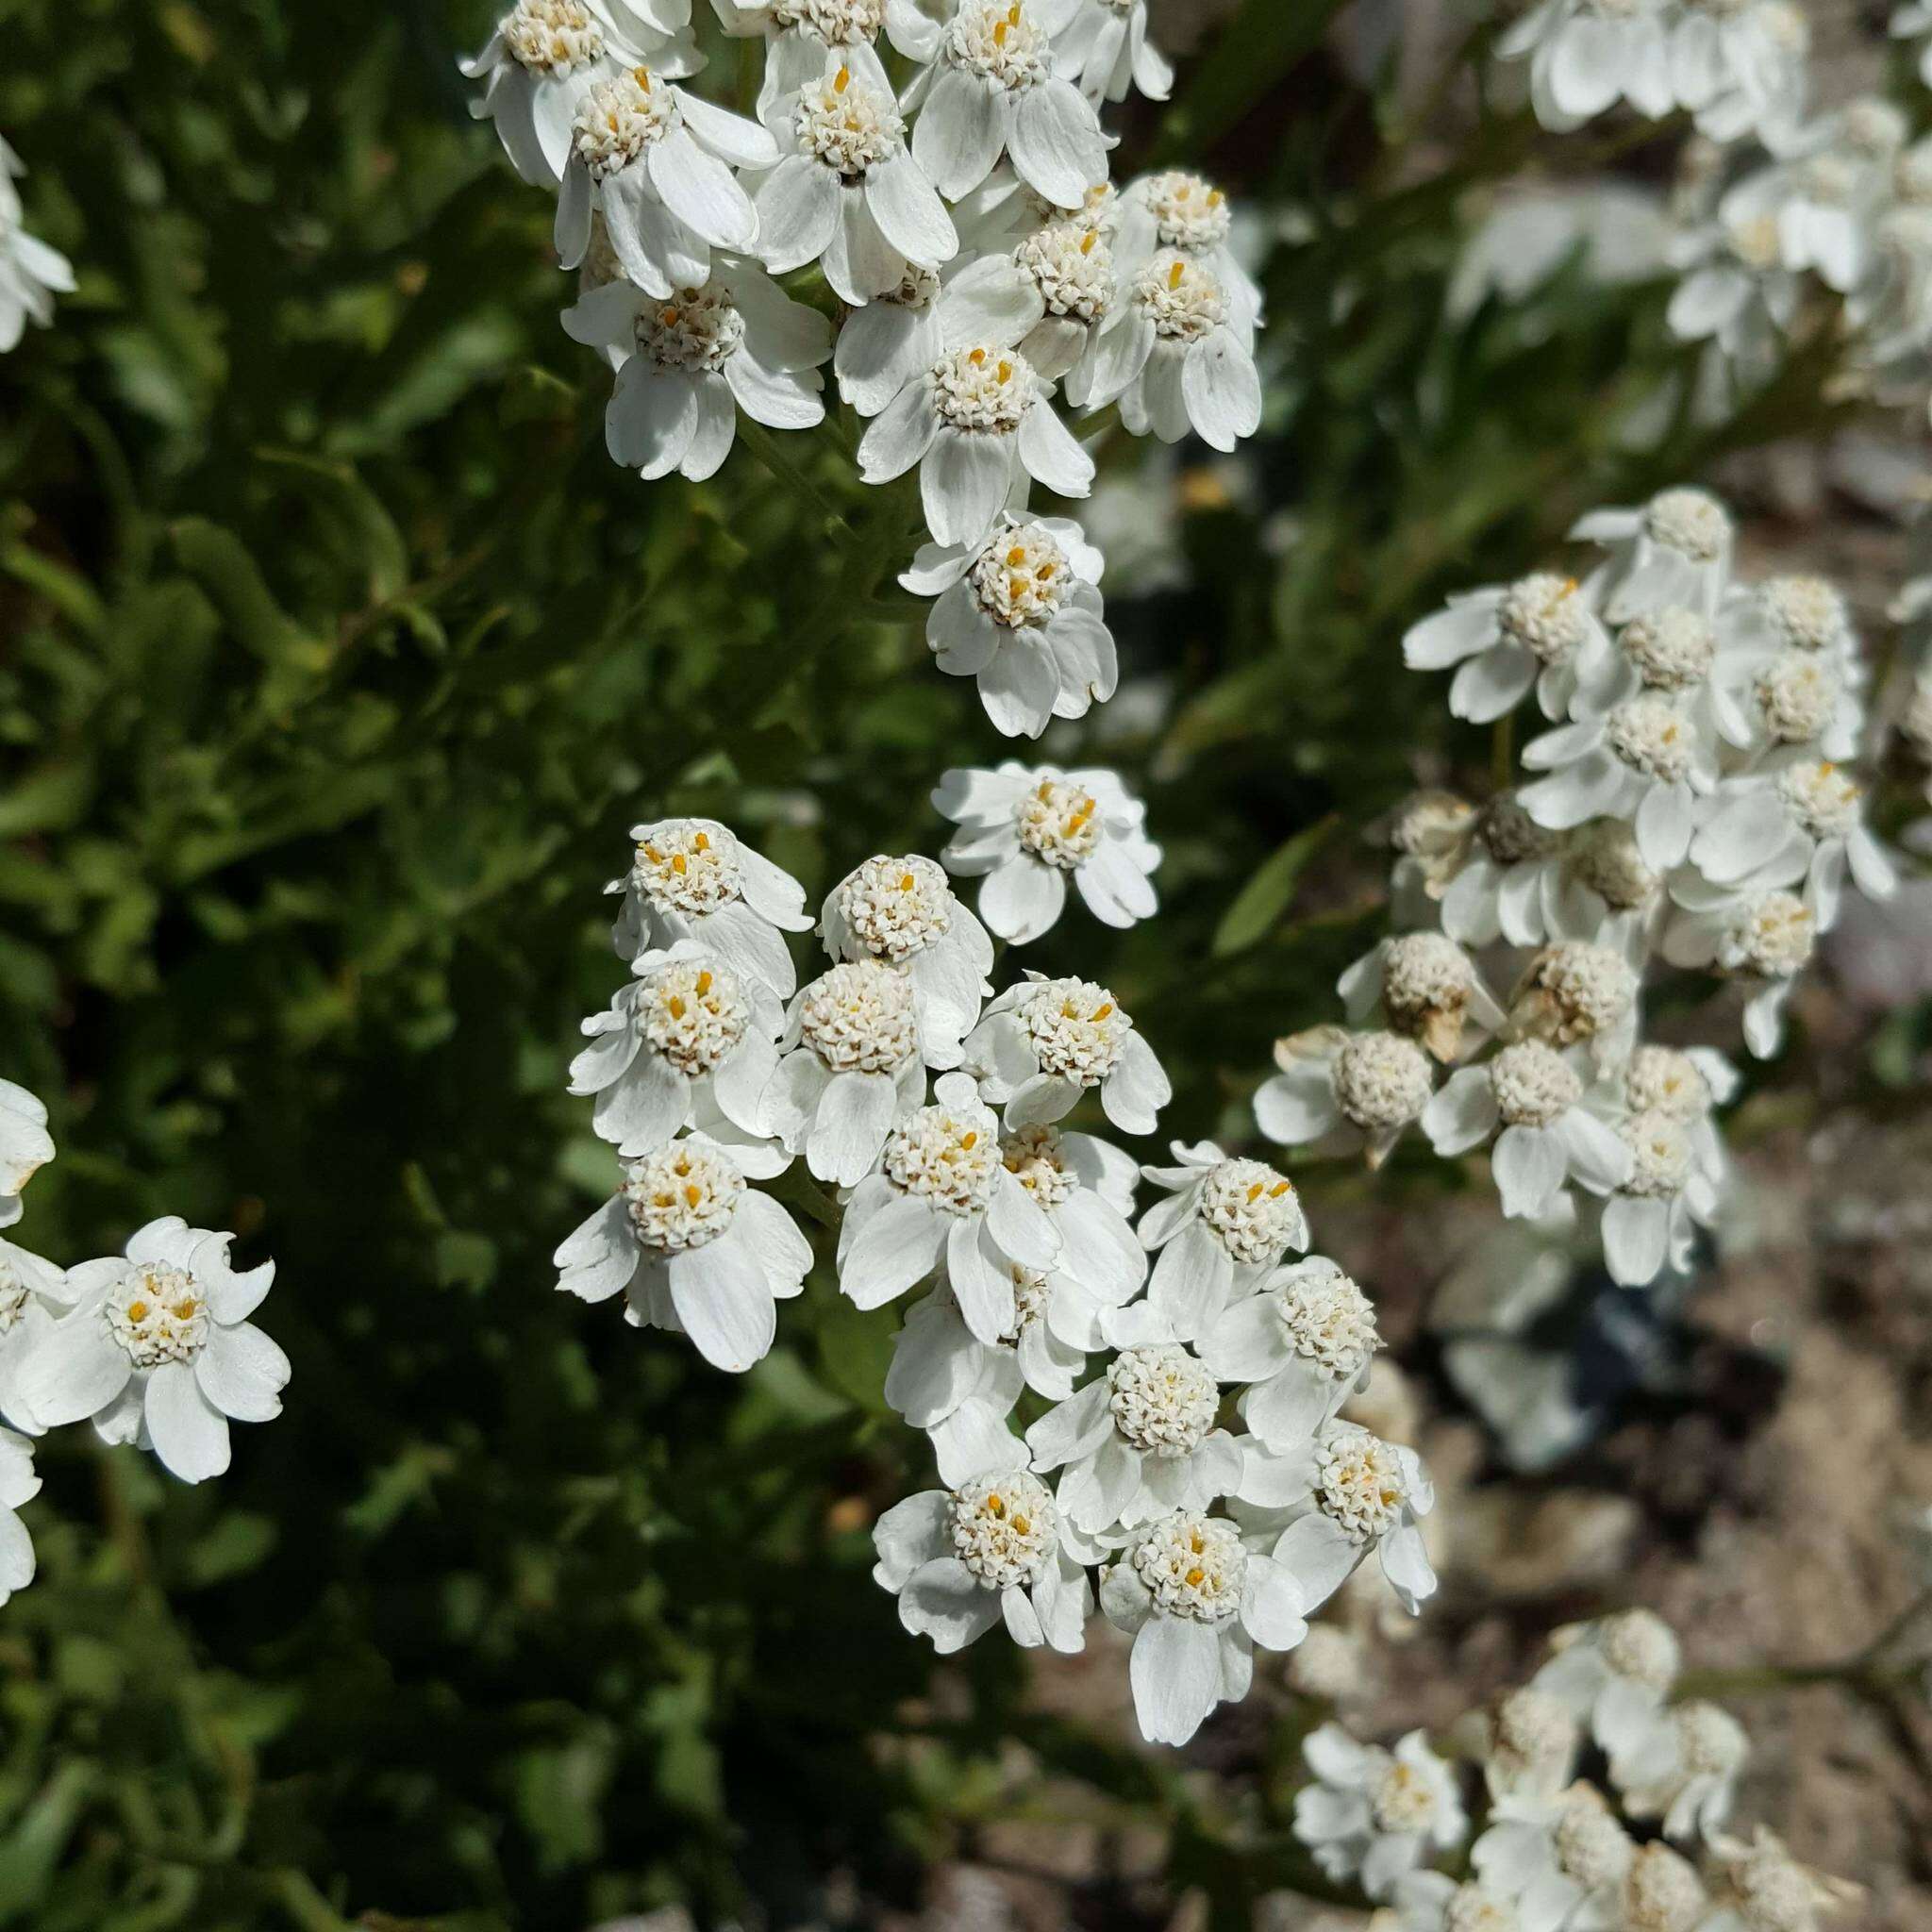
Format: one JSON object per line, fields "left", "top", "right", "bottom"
{"left": 638, "top": 960, "right": 749, "bottom": 1075}
{"left": 1723, "top": 1841, "right": 1819, "bottom": 1932}
{"left": 1132, "top": 251, "right": 1226, "bottom": 342}
{"left": 1556, "top": 1796, "right": 1633, "bottom": 1890}
{"left": 1014, "top": 777, "right": 1101, "bottom": 868}
{"left": 1372, "top": 1756, "right": 1445, "bottom": 1833}
{"left": 631, "top": 822, "right": 741, "bottom": 914}
{"left": 998, "top": 1263, "right": 1050, "bottom": 1343}
{"left": 1607, "top": 694, "right": 1694, "bottom": 781}
{"left": 1334, "top": 1031, "right": 1434, "bottom": 1130}
{"left": 106, "top": 1264, "right": 209, "bottom": 1368}
{"left": 1621, "top": 608, "right": 1715, "bottom": 690}
{"left": 505, "top": 0, "right": 605, "bottom": 74}
{"left": 948, "top": 1471, "right": 1056, "bottom": 1586}
{"left": 838, "top": 856, "right": 953, "bottom": 961}
{"left": 1573, "top": 820, "right": 1657, "bottom": 908}
{"left": 1392, "top": 790, "right": 1474, "bottom": 856}
{"left": 1141, "top": 171, "right": 1231, "bottom": 250}
{"left": 623, "top": 1142, "right": 744, "bottom": 1253}
{"left": 1128, "top": 1510, "right": 1245, "bottom": 1620}
{"left": 573, "top": 70, "right": 675, "bottom": 175}
{"left": 798, "top": 960, "right": 920, "bottom": 1071}
{"left": 1382, "top": 933, "right": 1475, "bottom": 1029}
{"left": 774, "top": 0, "right": 885, "bottom": 39}
{"left": 1721, "top": 891, "right": 1814, "bottom": 979}
{"left": 1199, "top": 1159, "right": 1301, "bottom": 1263}
{"left": 969, "top": 523, "right": 1069, "bottom": 627}
{"left": 933, "top": 343, "right": 1037, "bottom": 431}
{"left": 1644, "top": 488, "right": 1729, "bottom": 562}
{"left": 797, "top": 65, "right": 904, "bottom": 175}
{"left": 945, "top": 0, "right": 1052, "bottom": 89}
{"left": 1108, "top": 1342, "right": 1218, "bottom": 1456}
{"left": 1775, "top": 759, "right": 1860, "bottom": 839}
{"left": 1624, "top": 1846, "right": 1707, "bottom": 1932}
{"left": 1277, "top": 1270, "right": 1379, "bottom": 1379}
{"left": 1313, "top": 1426, "right": 1407, "bottom": 1542}
{"left": 882, "top": 1100, "right": 1001, "bottom": 1213}
{"left": 1018, "top": 222, "right": 1111, "bottom": 320}
{"left": 1754, "top": 652, "right": 1839, "bottom": 743}
{"left": 1024, "top": 978, "right": 1129, "bottom": 1085}
{"left": 1619, "top": 1108, "right": 1692, "bottom": 1198}
{"left": 1491, "top": 1685, "right": 1576, "bottom": 1786}
{"left": 1001, "top": 1124, "right": 1076, "bottom": 1207}
{"left": 1444, "top": 1887, "right": 1520, "bottom": 1932}
{"left": 637, "top": 287, "right": 745, "bottom": 375}
{"left": 1500, "top": 573, "right": 1589, "bottom": 666}
{"left": 1480, "top": 793, "right": 1560, "bottom": 864}
{"left": 1843, "top": 96, "right": 1907, "bottom": 156}
{"left": 1759, "top": 575, "right": 1847, "bottom": 652}
{"left": 1675, "top": 1700, "right": 1748, "bottom": 1774}
{"left": 1490, "top": 1041, "right": 1582, "bottom": 1127}
{"left": 1600, "top": 1607, "right": 1680, "bottom": 1689}
{"left": 1626, "top": 1045, "right": 1709, "bottom": 1118}
{"left": 1524, "top": 941, "right": 1636, "bottom": 1043}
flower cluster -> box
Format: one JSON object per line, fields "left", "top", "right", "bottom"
{"left": 1, "top": 137, "right": 74, "bottom": 354}
{"left": 1261, "top": 484, "right": 1891, "bottom": 1292}
{"left": 557, "top": 808, "right": 1436, "bottom": 1745}
{"left": 0, "top": 1085, "right": 291, "bottom": 1607}
{"left": 1292, "top": 1607, "right": 1857, "bottom": 1929}
{"left": 462, "top": 0, "right": 1266, "bottom": 738}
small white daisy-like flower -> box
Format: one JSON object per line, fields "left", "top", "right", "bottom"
{"left": 1436, "top": 793, "right": 1570, "bottom": 949}
{"left": 962, "top": 969, "right": 1170, "bottom": 1136}
{"left": 1255, "top": 1025, "right": 1437, "bottom": 1169}
{"left": 1237, "top": 1419, "right": 1437, "bottom": 1616}
{"left": 1493, "top": 0, "right": 1675, "bottom": 134}
{"left": 1598, "top": 1105, "right": 1719, "bottom": 1287}
{"left": 1674, "top": 0, "right": 1809, "bottom": 146}
{"left": 1666, "top": 181, "right": 1803, "bottom": 383}
{"left": 554, "top": 64, "right": 775, "bottom": 293}
{"left": 837, "top": 1073, "right": 1059, "bottom": 1341}
{"left": 1698, "top": 1826, "right": 1859, "bottom": 1932}
{"left": 710, "top": 0, "right": 940, "bottom": 125}
{"left": 820, "top": 854, "right": 993, "bottom": 1069}
{"left": 570, "top": 943, "right": 785, "bottom": 1158}
{"left": 1612, "top": 1697, "right": 1748, "bottom": 1841}
{"left": 1471, "top": 1783, "right": 1635, "bottom": 1932}
{"left": 1482, "top": 1685, "right": 1581, "bottom": 1803}
{"left": 1072, "top": 249, "right": 1262, "bottom": 453}
{"left": 1619, "top": 1841, "right": 1710, "bottom": 1932}
{"left": 754, "top": 59, "right": 958, "bottom": 305}
{"left": 1052, "top": 0, "right": 1173, "bottom": 103}
{"left": 0, "top": 1235, "right": 75, "bottom": 1434}
{"left": 1571, "top": 487, "right": 1734, "bottom": 624}
{"left": 902, "top": 512, "right": 1118, "bottom": 739}
{"left": 857, "top": 259, "right": 1093, "bottom": 547}
{"left": 1135, "top": 1141, "right": 1308, "bottom": 1341}
{"left": 1111, "top": 170, "right": 1261, "bottom": 328}
{"left": 934, "top": 761, "right": 1159, "bottom": 941}
{"left": 1402, "top": 573, "right": 1608, "bottom": 724}
{"left": 1765, "top": 101, "right": 1907, "bottom": 291}
{"left": 461, "top": 0, "right": 699, "bottom": 188}
{"left": 1292, "top": 1723, "right": 1467, "bottom": 1902}
{"left": 874, "top": 1424, "right": 1094, "bottom": 1656}
{"left": 764, "top": 958, "right": 927, "bottom": 1184}
{"left": 1531, "top": 1609, "right": 1681, "bottom": 1760}
{"left": 1422, "top": 1041, "right": 1633, "bottom": 1220}
{"left": 907, "top": 0, "right": 1110, "bottom": 212}
{"left": 1546, "top": 818, "right": 1663, "bottom": 948}
{"left": 1098, "top": 1507, "right": 1307, "bottom": 1745}
{"left": 1339, "top": 932, "right": 1507, "bottom": 1065}
{"left": 1200, "top": 1256, "right": 1381, "bottom": 1448}
{"left": 834, "top": 261, "right": 944, "bottom": 413}
{"left": 1008, "top": 215, "right": 1116, "bottom": 377}
{"left": 1390, "top": 1874, "right": 1525, "bottom": 1932}
{"left": 554, "top": 1137, "right": 811, "bottom": 1371}
{"left": 1502, "top": 941, "right": 1639, "bottom": 1060}
{"left": 563, "top": 261, "right": 833, "bottom": 481}
{"left": 0, "top": 1081, "right": 54, "bottom": 1230}
{"left": 1662, "top": 880, "right": 1815, "bottom": 1058}
{"left": 0, "top": 142, "right": 75, "bottom": 354}
{"left": 24, "top": 1220, "right": 290, "bottom": 1486}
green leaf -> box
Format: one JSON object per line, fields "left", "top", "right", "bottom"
{"left": 169, "top": 518, "right": 331, "bottom": 676}
{"left": 1212, "top": 814, "right": 1339, "bottom": 958}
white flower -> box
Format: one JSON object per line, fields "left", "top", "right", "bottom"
{"left": 555, "top": 1137, "right": 811, "bottom": 1369}
{"left": 710, "top": 0, "right": 941, "bottom": 126}
{"left": 820, "top": 853, "right": 993, "bottom": 1067}
{"left": 0, "top": 1081, "right": 54, "bottom": 1229}
{"left": 1422, "top": 1041, "right": 1633, "bottom": 1219}
{"left": 1612, "top": 1698, "right": 1748, "bottom": 1840}
{"left": 755, "top": 59, "right": 958, "bottom": 305}
{"left": 1675, "top": 0, "right": 1808, "bottom": 146}
{"left": 1391, "top": 1874, "right": 1527, "bottom": 1932}
{"left": 934, "top": 761, "right": 1159, "bottom": 941}
{"left": 1098, "top": 1507, "right": 1307, "bottom": 1745}
{"left": 24, "top": 1220, "right": 290, "bottom": 1485}
{"left": 563, "top": 262, "right": 832, "bottom": 480}
{"left": 1435, "top": 793, "right": 1569, "bottom": 948}
{"left": 1666, "top": 184, "right": 1802, "bottom": 381}
{"left": 0, "top": 1428, "right": 35, "bottom": 1607}
{"left": 837, "top": 1073, "right": 1058, "bottom": 1339}
{"left": 902, "top": 513, "right": 1118, "bottom": 738}
{"left": 835, "top": 262, "right": 943, "bottom": 412}
{"left": 1483, "top": 1685, "right": 1581, "bottom": 1803}
{"left": 1571, "top": 487, "right": 1734, "bottom": 624}
{"left": 1135, "top": 1141, "right": 1308, "bottom": 1341}
{"left": 873, "top": 1420, "right": 1092, "bottom": 1655}
{"left": 1200, "top": 1257, "right": 1381, "bottom": 1447}
{"left": 554, "top": 65, "right": 775, "bottom": 294}
{"left": 1619, "top": 1842, "right": 1710, "bottom": 1932}
{"left": 883, "top": 1263, "right": 1090, "bottom": 1421}
{"left": 1007, "top": 215, "right": 1117, "bottom": 377}
{"left": 1494, "top": 0, "right": 1675, "bottom": 133}
{"left": 1402, "top": 573, "right": 1607, "bottom": 724}
{"left": 960, "top": 971, "right": 1171, "bottom": 1135}
{"left": 1052, "top": 0, "right": 1173, "bottom": 104}
{"left": 461, "top": 0, "right": 699, "bottom": 188}
{"left": 0, "top": 1235, "right": 75, "bottom": 1433}
{"left": 1027, "top": 1313, "right": 1241, "bottom": 1533}
{"left": 1339, "top": 932, "right": 1506, "bottom": 1064}
{"left": 0, "top": 142, "right": 75, "bottom": 354}
{"left": 608, "top": 816, "right": 813, "bottom": 998}
{"left": 1757, "top": 103, "right": 1907, "bottom": 292}
{"left": 1546, "top": 818, "right": 1664, "bottom": 948}
{"left": 1502, "top": 941, "right": 1639, "bottom": 1060}
{"left": 765, "top": 958, "right": 927, "bottom": 1184}
{"left": 570, "top": 943, "right": 785, "bottom": 1157}
{"left": 857, "top": 258, "right": 1094, "bottom": 547}
{"left": 1699, "top": 1827, "right": 1858, "bottom": 1932}
{"left": 1473, "top": 1784, "right": 1635, "bottom": 1932}
{"left": 1236, "top": 1419, "right": 1437, "bottom": 1615}
{"left": 907, "top": 0, "right": 1110, "bottom": 211}
{"left": 1662, "top": 880, "right": 1814, "bottom": 1057}
{"left": 1072, "top": 249, "right": 1261, "bottom": 452}
{"left": 1292, "top": 1723, "right": 1467, "bottom": 1901}
{"left": 1531, "top": 1610, "right": 1680, "bottom": 1760}
{"left": 1255, "top": 1025, "right": 1436, "bottom": 1168}
{"left": 1598, "top": 1104, "right": 1719, "bottom": 1287}
{"left": 1111, "top": 170, "right": 1261, "bottom": 329}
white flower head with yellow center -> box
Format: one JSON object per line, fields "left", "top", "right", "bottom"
{"left": 0, "top": 1232, "right": 75, "bottom": 1435}
{"left": 1661, "top": 877, "right": 1816, "bottom": 1057}
{"left": 1493, "top": 0, "right": 1676, "bottom": 135}
{"left": 1255, "top": 1024, "right": 1437, "bottom": 1170}
{"left": 1291, "top": 1722, "right": 1468, "bottom": 1901}
{"left": 1339, "top": 931, "right": 1507, "bottom": 1064}
{"left": 1531, "top": 1609, "right": 1681, "bottom": 1759}
{"left": 933, "top": 759, "right": 1158, "bottom": 942}
{"left": 1402, "top": 570, "right": 1610, "bottom": 724}
{"left": 962, "top": 968, "right": 1172, "bottom": 1137}
{"left": 1472, "top": 1783, "right": 1636, "bottom": 1929}
{"left": 1051, "top": 0, "right": 1174, "bottom": 106}
{"left": 24, "top": 1219, "right": 290, "bottom": 1487}
{"left": 901, "top": 512, "right": 1119, "bottom": 740}
{"left": 555, "top": 1135, "right": 812, "bottom": 1373}
{"left": 1571, "top": 486, "right": 1735, "bottom": 624}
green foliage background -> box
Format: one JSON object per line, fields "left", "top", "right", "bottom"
{"left": 0, "top": 0, "right": 1884, "bottom": 1924}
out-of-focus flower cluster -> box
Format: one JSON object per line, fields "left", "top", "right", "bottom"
{"left": 1260, "top": 483, "right": 1893, "bottom": 1293}
{"left": 0, "top": 137, "right": 74, "bottom": 353}
{"left": 1295, "top": 1607, "right": 1858, "bottom": 1928}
